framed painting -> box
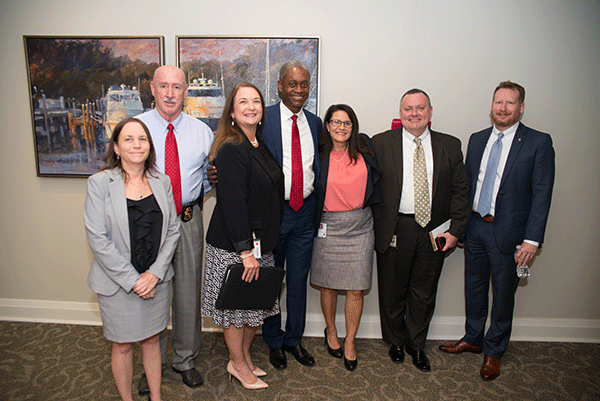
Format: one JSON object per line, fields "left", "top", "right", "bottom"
{"left": 24, "top": 36, "right": 164, "bottom": 177}
{"left": 177, "top": 36, "right": 320, "bottom": 131}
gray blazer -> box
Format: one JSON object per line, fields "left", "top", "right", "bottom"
{"left": 84, "top": 168, "right": 180, "bottom": 296}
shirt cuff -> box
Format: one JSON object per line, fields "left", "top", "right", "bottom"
{"left": 524, "top": 239, "right": 539, "bottom": 248}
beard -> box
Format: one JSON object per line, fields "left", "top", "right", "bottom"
{"left": 490, "top": 111, "right": 521, "bottom": 130}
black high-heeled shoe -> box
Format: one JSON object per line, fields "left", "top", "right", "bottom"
{"left": 343, "top": 338, "right": 358, "bottom": 371}
{"left": 343, "top": 356, "right": 358, "bottom": 371}
{"left": 324, "top": 328, "right": 343, "bottom": 358}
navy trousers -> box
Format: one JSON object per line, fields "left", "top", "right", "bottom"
{"left": 463, "top": 213, "right": 521, "bottom": 359}
{"left": 262, "top": 194, "right": 317, "bottom": 348}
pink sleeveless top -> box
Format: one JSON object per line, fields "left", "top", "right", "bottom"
{"left": 323, "top": 152, "right": 367, "bottom": 212}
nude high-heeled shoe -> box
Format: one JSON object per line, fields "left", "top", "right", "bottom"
{"left": 227, "top": 361, "right": 268, "bottom": 389}
{"left": 252, "top": 366, "right": 267, "bottom": 377}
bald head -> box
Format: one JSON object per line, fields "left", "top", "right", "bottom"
{"left": 150, "top": 65, "right": 187, "bottom": 122}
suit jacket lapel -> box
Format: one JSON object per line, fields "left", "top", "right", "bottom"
{"left": 268, "top": 103, "right": 283, "bottom": 166}
{"left": 391, "top": 129, "right": 404, "bottom": 192}
{"left": 148, "top": 174, "right": 168, "bottom": 246}
{"left": 248, "top": 141, "right": 279, "bottom": 189}
{"left": 430, "top": 131, "right": 443, "bottom": 200}
{"left": 303, "top": 109, "right": 319, "bottom": 155}
{"left": 500, "top": 123, "right": 526, "bottom": 189}
{"left": 107, "top": 169, "right": 131, "bottom": 252}
{"left": 470, "top": 128, "right": 492, "bottom": 185}
{"left": 320, "top": 153, "right": 330, "bottom": 194}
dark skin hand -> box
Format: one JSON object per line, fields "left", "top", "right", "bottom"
{"left": 207, "top": 164, "right": 217, "bottom": 185}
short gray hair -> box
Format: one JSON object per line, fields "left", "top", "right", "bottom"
{"left": 279, "top": 60, "right": 310, "bottom": 82}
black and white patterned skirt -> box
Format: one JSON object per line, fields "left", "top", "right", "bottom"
{"left": 201, "top": 243, "right": 280, "bottom": 327}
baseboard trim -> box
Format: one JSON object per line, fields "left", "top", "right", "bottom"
{"left": 1, "top": 299, "right": 598, "bottom": 343}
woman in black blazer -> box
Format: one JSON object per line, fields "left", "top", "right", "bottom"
{"left": 310, "top": 104, "right": 380, "bottom": 371}
{"left": 202, "top": 83, "right": 283, "bottom": 390}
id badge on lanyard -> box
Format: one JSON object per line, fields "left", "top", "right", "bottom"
{"left": 252, "top": 232, "right": 262, "bottom": 259}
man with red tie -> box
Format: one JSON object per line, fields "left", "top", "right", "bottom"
{"left": 261, "top": 61, "right": 322, "bottom": 369}
{"left": 136, "top": 65, "right": 213, "bottom": 393}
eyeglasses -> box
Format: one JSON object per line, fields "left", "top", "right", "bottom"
{"left": 329, "top": 119, "right": 353, "bottom": 128}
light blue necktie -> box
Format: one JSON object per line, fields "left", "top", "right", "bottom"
{"left": 477, "top": 132, "right": 504, "bottom": 216}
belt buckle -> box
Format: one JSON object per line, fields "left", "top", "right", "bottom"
{"left": 181, "top": 204, "right": 193, "bottom": 222}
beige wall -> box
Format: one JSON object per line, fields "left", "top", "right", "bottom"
{"left": 1, "top": 0, "right": 599, "bottom": 341}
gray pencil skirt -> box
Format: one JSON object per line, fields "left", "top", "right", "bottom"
{"left": 310, "top": 207, "right": 374, "bottom": 291}
{"left": 97, "top": 280, "right": 171, "bottom": 343}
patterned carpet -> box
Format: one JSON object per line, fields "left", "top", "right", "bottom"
{"left": 0, "top": 321, "right": 598, "bottom": 400}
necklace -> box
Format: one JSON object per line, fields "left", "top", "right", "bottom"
{"left": 250, "top": 137, "right": 258, "bottom": 147}
{"left": 331, "top": 149, "right": 347, "bottom": 162}
{"left": 139, "top": 194, "right": 143, "bottom": 199}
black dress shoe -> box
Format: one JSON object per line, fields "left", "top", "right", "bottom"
{"left": 343, "top": 356, "right": 358, "bottom": 371}
{"left": 138, "top": 373, "right": 149, "bottom": 396}
{"left": 324, "top": 328, "right": 343, "bottom": 358}
{"left": 405, "top": 345, "right": 431, "bottom": 372}
{"left": 172, "top": 367, "right": 204, "bottom": 387}
{"left": 282, "top": 345, "right": 316, "bottom": 366}
{"left": 388, "top": 344, "right": 405, "bottom": 363}
{"left": 269, "top": 347, "right": 287, "bottom": 370}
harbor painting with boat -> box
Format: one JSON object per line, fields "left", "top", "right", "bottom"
{"left": 177, "top": 37, "right": 320, "bottom": 131}
{"left": 24, "top": 36, "right": 163, "bottom": 177}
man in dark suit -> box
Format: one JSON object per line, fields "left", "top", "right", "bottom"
{"left": 372, "top": 89, "right": 469, "bottom": 373}
{"left": 261, "top": 61, "right": 322, "bottom": 369}
{"left": 439, "top": 81, "right": 555, "bottom": 381}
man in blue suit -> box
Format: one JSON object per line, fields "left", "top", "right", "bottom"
{"left": 439, "top": 81, "right": 555, "bottom": 381}
{"left": 261, "top": 61, "right": 322, "bottom": 369}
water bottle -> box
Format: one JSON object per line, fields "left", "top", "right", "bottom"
{"left": 515, "top": 245, "right": 530, "bottom": 278}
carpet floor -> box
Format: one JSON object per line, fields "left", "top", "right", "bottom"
{"left": 0, "top": 321, "right": 598, "bottom": 400}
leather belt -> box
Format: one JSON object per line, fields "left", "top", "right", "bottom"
{"left": 181, "top": 193, "right": 203, "bottom": 222}
{"left": 473, "top": 211, "right": 494, "bottom": 223}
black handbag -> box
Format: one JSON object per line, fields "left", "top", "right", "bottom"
{"left": 215, "top": 264, "right": 285, "bottom": 310}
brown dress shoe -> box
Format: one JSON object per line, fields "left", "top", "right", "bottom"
{"left": 480, "top": 355, "right": 500, "bottom": 380}
{"left": 438, "top": 339, "right": 483, "bottom": 354}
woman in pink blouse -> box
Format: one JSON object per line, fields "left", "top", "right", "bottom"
{"left": 310, "top": 104, "right": 380, "bottom": 371}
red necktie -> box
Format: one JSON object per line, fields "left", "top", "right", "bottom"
{"left": 165, "top": 123, "right": 182, "bottom": 215}
{"left": 289, "top": 115, "right": 303, "bottom": 212}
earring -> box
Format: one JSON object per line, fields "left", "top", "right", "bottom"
{"left": 231, "top": 120, "right": 234, "bottom": 126}
{"left": 116, "top": 153, "right": 120, "bottom": 160}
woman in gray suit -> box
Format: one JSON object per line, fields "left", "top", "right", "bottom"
{"left": 84, "top": 117, "right": 180, "bottom": 401}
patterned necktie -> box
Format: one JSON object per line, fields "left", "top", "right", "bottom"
{"left": 165, "top": 123, "right": 182, "bottom": 215}
{"left": 414, "top": 137, "right": 431, "bottom": 227}
{"left": 477, "top": 132, "right": 504, "bottom": 217}
{"left": 289, "top": 114, "right": 303, "bottom": 212}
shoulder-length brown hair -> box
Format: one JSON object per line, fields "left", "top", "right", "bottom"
{"left": 209, "top": 82, "right": 266, "bottom": 162}
{"left": 319, "top": 104, "right": 372, "bottom": 164}
{"left": 100, "top": 117, "right": 157, "bottom": 181}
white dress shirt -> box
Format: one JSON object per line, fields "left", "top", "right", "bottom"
{"left": 472, "top": 122, "right": 518, "bottom": 216}
{"left": 137, "top": 109, "right": 214, "bottom": 205}
{"left": 280, "top": 102, "right": 315, "bottom": 200}
{"left": 399, "top": 128, "right": 433, "bottom": 214}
